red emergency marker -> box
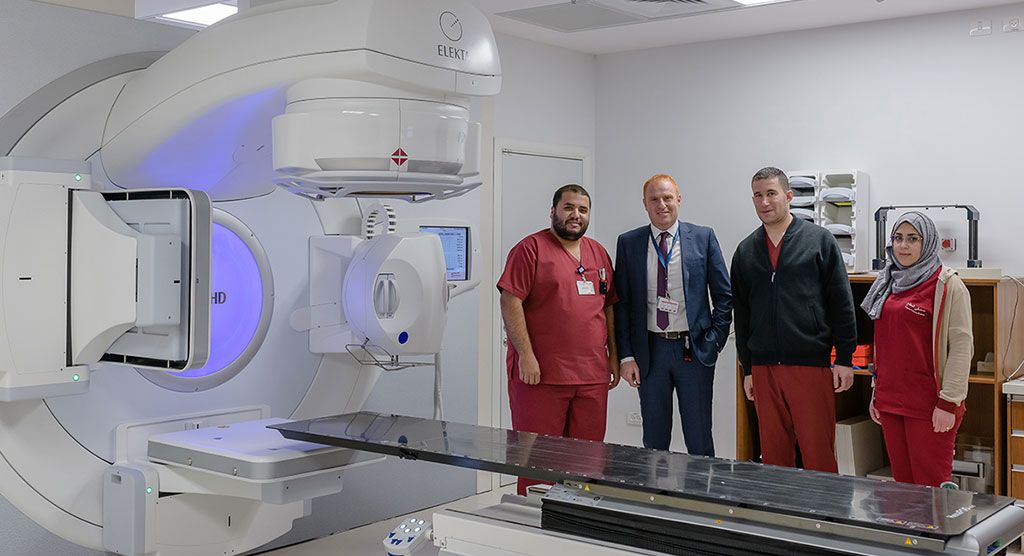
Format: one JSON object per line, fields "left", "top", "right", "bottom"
{"left": 391, "top": 148, "right": 408, "bottom": 166}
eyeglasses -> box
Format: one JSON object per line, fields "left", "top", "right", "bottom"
{"left": 891, "top": 234, "right": 922, "bottom": 245}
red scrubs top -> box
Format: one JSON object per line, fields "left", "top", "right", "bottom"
{"left": 766, "top": 234, "right": 782, "bottom": 270}
{"left": 873, "top": 268, "right": 941, "bottom": 419}
{"left": 497, "top": 230, "right": 617, "bottom": 385}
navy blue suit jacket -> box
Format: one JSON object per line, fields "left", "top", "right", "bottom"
{"left": 614, "top": 222, "right": 733, "bottom": 375}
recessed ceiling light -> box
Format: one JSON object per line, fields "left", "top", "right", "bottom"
{"left": 159, "top": 3, "right": 237, "bottom": 27}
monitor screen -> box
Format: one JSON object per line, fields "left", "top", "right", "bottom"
{"left": 420, "top": 225, "right": 470, "bottom": 281}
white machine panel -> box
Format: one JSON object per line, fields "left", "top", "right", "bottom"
{"left": 308, "top": 235, "right": 360, "bottom": 354}
{"left": 343, "top": 233, "right": 447, "bottom": 355}
{"left": 2, "top": 178, "right": 70, "bottom": 373}
{"left": 402, "top": 101, "right": 470, "bottom": 176}
{"left": 308, "top": 216, "right": 477, "bottom": 355}
{"left": 274, "top": 95, "right": 470, "bottom": 178}
{"left": 103, "top": 194, "right": 208, "bottom": 367}
{"left": 0, "top": 159, "right": 90, "bottom": 400}
{"left": 272, "top": 80, "right": 478, "bottom": 202}
{"left": 362, "top": 0, "right": 501, "bottom": 80}
{"left": 70, "top": 191, "right": 140, "bottom": 365}
{"left": 0, "top": 158, "right": 212, "bottom": 400}
{"left": 102, "top": 463, "right": 158, "bottom": 556}
{"left": 147, "top": 418, "right": 382, "bottom": 483}
{"left": 273, "top": 94, "right": 403, "bottom": 175}
{"left": 80, "top": 189, "right": 212, "bottom": 372}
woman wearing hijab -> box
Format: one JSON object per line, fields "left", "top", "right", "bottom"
{"left": 861, "top": 211, "right": 973, "bottom": 487}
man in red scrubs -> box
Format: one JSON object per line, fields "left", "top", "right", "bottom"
{"left": 498, "top": 184, "right": 620, "bottom": 495}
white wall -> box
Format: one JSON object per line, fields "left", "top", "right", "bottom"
{"left": 0, "top": 0, "right": 193, "bottom": 114}
{"left": 595, "top": 2, "right": 1024, "bottom": 457}
{"left": 493, "top": 32, "right": 597, "bottom": 153}
{"left": 31, "top": 0, "right": 133, "bottom": 17}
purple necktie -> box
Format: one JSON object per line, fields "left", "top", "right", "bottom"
{"left": 657, "top": 231, "right": 669, "bottom": 330}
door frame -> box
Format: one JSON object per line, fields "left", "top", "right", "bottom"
{"left": 487, "top": 138, "right": 593, "bottom": 490}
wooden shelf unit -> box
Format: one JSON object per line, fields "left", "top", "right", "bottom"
{"left": 736, "top": 275, "right": 1023, "bottom": 495}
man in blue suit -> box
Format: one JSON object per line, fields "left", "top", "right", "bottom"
{"left": 614, "top": 174, "right": 732, "bottom": 455}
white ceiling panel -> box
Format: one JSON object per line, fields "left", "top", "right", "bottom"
{"left": 469, "top": 0, "right": 1024, "bottom": 53}
{"left": 33, "top": 0, "right": 1024, "bottom": 54}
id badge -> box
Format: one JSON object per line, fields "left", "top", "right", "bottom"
{"left": 656, "top": 296, "right": 679, "bottom": 314}
{"left": 577, "top": 280, "right": 596, "bottom": 295}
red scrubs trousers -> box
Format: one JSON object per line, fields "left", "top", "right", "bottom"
{"left": 751, "top": 364, "right": 838, "bottom": 473}
{"left": 507, "top": 378, "right": 608, "bottom": 495}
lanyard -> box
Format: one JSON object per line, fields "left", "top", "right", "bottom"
{"left": 649, "top": 223, "right": 681, "bottom": 271}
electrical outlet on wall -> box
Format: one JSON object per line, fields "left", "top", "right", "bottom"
{"left": 970, "top": 19, "right": 993, "bottom": 36}
{"left": 626, "top": 412, "right": 643, "bottom": 426}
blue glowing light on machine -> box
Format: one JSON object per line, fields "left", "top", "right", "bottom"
{"left": 177, "top": 222, "right": 263, "bottom": 378}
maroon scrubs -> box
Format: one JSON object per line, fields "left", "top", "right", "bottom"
{"left": 498, "top": 230, "right": 617, "bottom": 494}
{"left": 874, "top": 268, "right": 962, "bottom": 487}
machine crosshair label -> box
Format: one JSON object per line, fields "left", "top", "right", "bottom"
{"left": 391, "top": 148, "right": 408, "bottom": 166}
{"left": 439, "top": 11, "right": 462, "bottom": 42}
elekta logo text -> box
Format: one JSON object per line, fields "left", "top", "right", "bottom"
{"left": 437, "top": 44, "right": 468, "bottom": 61}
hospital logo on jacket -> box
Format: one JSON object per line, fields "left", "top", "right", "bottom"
{"left": 905, "top": 302, "right": 927, "bottom": 317}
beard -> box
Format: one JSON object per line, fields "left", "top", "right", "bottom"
{"left": 552, "top": 215, "right": 588, "bottom": 241}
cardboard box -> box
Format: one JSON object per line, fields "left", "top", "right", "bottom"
{"left": 833, "top": 344, "right": 873, "bottom": 368}
{"left": 867, "top": 466, "right": 893, "bottom": 482}
{"left": 835, "top": 415, "right": 884, "bottom": 477}
{"left": 960, "top": 447, "right": 993, "bottom": 493}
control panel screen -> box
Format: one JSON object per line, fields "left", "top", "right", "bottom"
{"left": 420, "top": 225, "right": 470, "bottom": 281}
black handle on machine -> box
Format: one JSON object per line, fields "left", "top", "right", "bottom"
{"left": 872, "top": 205, "right": 981, "bottom": 270}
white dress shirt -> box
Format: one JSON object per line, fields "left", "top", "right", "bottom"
{"left": 647, "top": 221, "right": 688, "bottom": 333}
{"left": 621, "top": 221, "right": 691, "bottom": 365}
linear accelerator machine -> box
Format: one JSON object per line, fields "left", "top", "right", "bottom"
{"left": 0, "top": 1, "right": 496, "bottom": 555}
{"left": 2, "top": 2, "right": 1023, "bottom": 556}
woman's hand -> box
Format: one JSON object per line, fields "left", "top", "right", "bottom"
{"left": 932, "top": 406, "right": 956, "bottom": 433}
{"left": 868, "top": 397, "right": 881, "bottom": 425}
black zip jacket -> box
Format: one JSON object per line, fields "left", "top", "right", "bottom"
{"left": 731, "top": 217, "right": 857, "bottom": 375}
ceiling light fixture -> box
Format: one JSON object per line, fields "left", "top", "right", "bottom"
{"left": 158, "top": 3, "right": 237, "bottom": 27}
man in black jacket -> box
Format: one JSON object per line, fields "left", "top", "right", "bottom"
{"left": 731, "top": 167, "right": 857, "bottom": 473}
